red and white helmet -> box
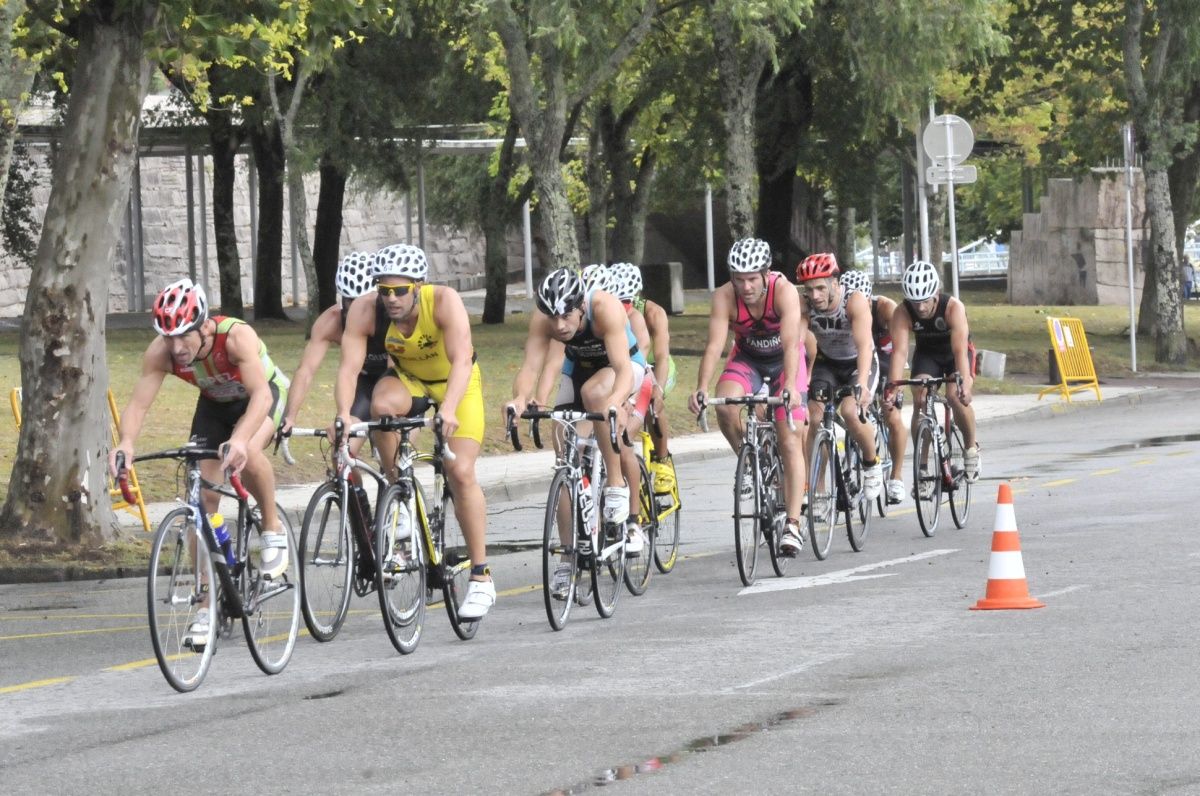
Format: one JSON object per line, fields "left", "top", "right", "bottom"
{"left": 796, "top": 252, "right": 840, "bottom": 282}
{"left": 152, "top": 278, "right": 208, "bottom": 337}
{"left": 336, "top": 251, "right": 374, "bottom": 298}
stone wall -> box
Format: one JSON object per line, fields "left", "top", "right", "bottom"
{"left": 1009, "top": 172, "right": 1147, "bottom": 305}
{"left": 0, "top": 148, "right": 539, "bottom": 318}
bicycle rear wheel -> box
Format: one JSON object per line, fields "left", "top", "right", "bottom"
{"left": 593, "top": 482, "right": 625, "bottom": 618}
{"left": 913, "top": 422, "right": 942, "bottom": 537}
{"left": 242, "top": 504, "right": 301, "bottom": 675}
{"left": 430, "top": 480, "right": 478, "bottom": 640}
{"left": 874, "top": 418, "right": 891, "bottom": 518}
{"left": 947, "top": 423, "right": 972, "bottom": 529}
{"left": 652, "top": 457, "right": 681, "bottom": 574}
{"left": 732, "top": 445, "right": 761, "bottom": 585}
{"left": 299, "top": 482, "right": 354, "bottom": 642}
{"left": 845, "top": 438, "right": 871, "bottom": 552}
{"left": 375, "top": 484, "right": 426, "bottom": 654}
{"left": 623, "top": 459, "right": 655, "bottom": 596}
{"left": 761, "top": 445, "right": 792, "bottom": 578}
{"left": 148, "top": 508, "right": 215, "bottom": 693}
{"left": 541, "top": 470, "right": 578, "bottom": 631}
{"left": 807, "top": 434, "right": 836, "bottom": 560}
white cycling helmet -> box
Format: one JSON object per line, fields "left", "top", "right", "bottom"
{"left": 609, "top": 262, "right": 643, "bottom": 301}
{"left": 335, "top": 251, "right": 374, "bottom": 298}
{"left": 839, "top": 269, "right": 872, "bottom": 299}
{"left": 536, "top": 268, "right": 586, "bottom": 316}
{"left": 152, "top": 278, "right": 208, "bottom": 337}
{"left": 372, "top": 243, "right": 429, "bottom": 281}
{"left": 727, "top": 238, "right": 772, "bottom": 273}
{"left": 901, "top": 260, "right": 940, "bottom": 302}
{"left": 581, "top": 263, "right": 614, "bottom": 294}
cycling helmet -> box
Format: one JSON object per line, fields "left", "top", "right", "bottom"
{"left": 581, "top": 263, "right": 615, "bottom": 294}
{"left": 839, "top": 269, "right": 872, "bottom": 299}
{"left": 335, "top": 251, "right": 374, "bottom": 298}
{"left": 152, "top": 278, "right": 208, "bottom": 337}
{"left": 371, "top": 243, "right": 429, "bottom": 281}
{"left": 796, "top": 252, "right": 840, "bottom": 282}
{"left": 901, "top": 260, "right": 940, "bottom": 302}
{"left": 727, "top": 238, "right": 772, "bottom": 273}
{"left": 536, "top": 268, "right": 586, "bottom": 316}
{"left": 609, "top": 262, "right": 643, "bottom": 301}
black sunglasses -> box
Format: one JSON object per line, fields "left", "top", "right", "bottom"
{"left": 376, "top": 284, "right": 415, "bottom": 298}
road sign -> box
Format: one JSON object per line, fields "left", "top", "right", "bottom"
{"left": 923, "top": 114, "right": 974, "bottom": 165}
{"left": 925, "top": 164, "right": 978, "bottom": 185}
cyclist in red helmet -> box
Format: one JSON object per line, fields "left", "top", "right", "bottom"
{"left": 797, "top": 253, "right": 884, "bottom": 507}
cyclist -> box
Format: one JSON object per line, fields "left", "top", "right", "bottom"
{"left": 839, "top": 269, "right": 907, "bottom": 504}
{"left": 797, "top": 253, "right": 883, "bottom": 506}
{"left": 610, "top": 262, "right": 676, "bottom": 496}
{"left": 687, "top": 238, "right": 808, "bottom": 557}
{"left": 509, "top": 267, "right": 649, "bottom": 597}
{"left": 279, "top": 251, "right": 385, "bottom": 461}
{"left": 108, "top": 278, "right": 292, "bottom": 647}
{"left": 886, "top": 260, "right": 980, "bottom": 488}
{"left": 334, "top": 243, "right": 495, "bottom": 621}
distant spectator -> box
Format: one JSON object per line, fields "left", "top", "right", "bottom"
{"left": 1184, "top": 259, "right": 1195, "bottom": 301}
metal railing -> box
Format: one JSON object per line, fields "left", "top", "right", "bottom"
{"left": 854, "top": 245, "right": 1009, "bottom": 282}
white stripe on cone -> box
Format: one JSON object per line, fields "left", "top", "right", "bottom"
{"left": 986, "top": 550, "right": 1027, "bottom": 580}
{"left": 993, "top": 503, "right": 1016, "bottom": 532}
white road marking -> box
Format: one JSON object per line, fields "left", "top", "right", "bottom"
{"left": 738, "top": 549, "right": 960, "bottom": 596}
{"left": 1035, "top": 584, "right": 1088, "bottom": 599}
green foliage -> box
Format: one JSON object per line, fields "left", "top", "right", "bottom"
{"left": 2, "top": 138, "right": 39, "bottom": 264}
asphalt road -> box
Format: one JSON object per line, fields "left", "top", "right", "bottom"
{"left": 2, "top": 393, "right": 1200, "bottom": 794}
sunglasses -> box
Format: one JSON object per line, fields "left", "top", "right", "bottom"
{"left": 376, "top": 284, "right": 415, "bottom": 298}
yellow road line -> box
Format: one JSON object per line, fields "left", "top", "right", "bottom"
{"left": 0, "top": 624, "right": 145, "bottom": 641}
{"left": 1132, "top": 459, "right": 1154, "bottom": 466}
{"left": 1042, "top": 478, "right": 1078, "bottom": 488}
{"left": 0, "top": 676, "right": 75, "bottom": 694}
{"left": 1090, "top": 468, "right": 1120, "bottom": 476}
{"left": 1167, "top": 450, "right": 1191, "bottom": 457}
{"left": 0, "top": 613, "right": 147, "bottom": 621}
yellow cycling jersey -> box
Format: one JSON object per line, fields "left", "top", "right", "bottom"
{"left": 384, "top": 284, "right": 471, "bottom": 383}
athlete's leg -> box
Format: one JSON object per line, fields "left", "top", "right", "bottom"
{"left": 370, "top": 374, "right": 415, "bottom": 481}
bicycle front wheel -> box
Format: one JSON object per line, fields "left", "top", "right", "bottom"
{"left": 593, "top": 480, "right": 625, "bottom": 618}
{"left": 761, "top": 445, "right": 791, "bottom": 578}
{"left": 623, "top": 459, "right": 655, "bottom": 596}
{"left": 148, "top": 507, "right": 215, "bottom": 693}
{"left": 914, "top": 422, "right": 942, "bottom": 537}
{"left": 242, "top": 504, "right": 301, "bottom": 675}
{"left": 652, "top": 458, "right": 681, "bottom": 574}
{"left": 846, "top": 439, "right": 871, "bottom": 552}
{"left": 874, "top": 417, "right": 891, "bottom": 518}
{"left": 299, "top": 482, "right": 354, "bottom": 642}
{"left": 733, "top": 445, "right": 761, "bottom": 586}
{"left": 947, "top": 423, "right": 972, "bottom": 529}
{"left": 375, "top": 484, "right": 426, "bottom": 654}
{"left": 541, "top": 470, "right": 578, "bottom": 631}
{"left": 430, "top": 480, "right": 478, "bottom": 640}
{"left": 807, "top": 434, "right": 836, "bottom": 560}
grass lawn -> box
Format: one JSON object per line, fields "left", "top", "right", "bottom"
{"left": 1, "top": 284, "right": 1197, "bottom": 505}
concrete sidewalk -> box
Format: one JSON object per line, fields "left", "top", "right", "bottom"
{"left": 116, "top": 379, "right": 1184, "bottom": 532}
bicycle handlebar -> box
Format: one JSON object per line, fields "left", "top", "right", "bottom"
{"left": 696, "top": 390, "right": 796, "bottom": 432}
{"left": 275, "top": 426, "right": 330, "bottom": 466}
{"left": 508, "top": 404, "right": 620, "bottom": 449}
{"left": 888, "top": 372, "right": 965, "bottom": 401}
{"left": 113, "top": 451, "right": 135, "bottom": 505}
{"left": 122, "top": 445, "right": 250, "bottom": 501}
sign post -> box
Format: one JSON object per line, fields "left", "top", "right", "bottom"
{"left": 922, "top": 114, "right": 975, "bottom": 298}
{"left": 1122, "top": 123, "right": 1138, "bottom": 373}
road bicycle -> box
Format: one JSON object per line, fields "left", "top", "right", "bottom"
{"left": 283, "top": 413, "right": 474, "bottom": 653}
{"left": 507, "top": 405, "right": 631, "bottom": 630}
{"left": 888, "top": 374, "right": 971, "bottom": 536}
{"left": 807, "top": 384, "right": 871, "bottom": 559}
{"left": 867, "top": 392, "right": 896, "bottom": 518}
{"left": 639, "top": 403, "right": 680, "bottom": 575}
{"left": 117, "top": 447, "right": 300, "bottom": 693}
{"left": 697, "top": 390, "right": 795, "bottom": 587}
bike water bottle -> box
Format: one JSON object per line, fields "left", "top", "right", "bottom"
{"left": 352, "top": 484, "right": 373, "bottom": 531}
{"left": 209, "top": 513, "right": 235, "bottom": 567}
{"left": 580, "top": 475, "right": 597, "bottom": 530}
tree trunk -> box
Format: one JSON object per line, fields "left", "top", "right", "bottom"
{"left": 0, "top": 0, "right": 33, "bottom": 205}
{"left": 585, "top": 117, "right": 607, "bottom": 265}
{"left": 528, "top": 140, "right": 580, "bottom": 270}
{"left": 482, "top": 119, "right": 526, "bottom": 325}
{"left": 900, "top": 151, "right": 915, "bottom": 266}
{"left": 835, "top": 202, "right": 856, "bottom": 270}
{"left": 712, "top": 8, "right": 768, "bottom": 240}
{"left": 248, "top": 117, "right": 287, "bottom": 320}
{"left": 207, "top": 107, "right": 244, "bottom": 318}
{"left": 312, "top": 154, "right": 346, "bottom": 314}
{"left": 612, "top": 149, "right": 655, "bottom": 263}
{"left": 1144, "top": 166, "right": 1186, "bottom": 361}
{"left": 1, "top": 7, "right": 154, "bottom": 544}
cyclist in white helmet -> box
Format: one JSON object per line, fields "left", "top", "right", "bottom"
{"left": 688, "top": 238, "right": 808, "bottom": 557}
{"left": 280, "top": 251, "right": 386, "bottom": 462}
{"left": 886, "top": 260, "right": 980, "bottom": 487}
{"left": 335, "top": 242, "right": 496, "bottom": 620}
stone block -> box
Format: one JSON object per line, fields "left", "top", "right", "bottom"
{"left": 642, "top": 262, "right": 684, "bottom": 314}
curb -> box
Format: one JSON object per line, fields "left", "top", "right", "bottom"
{"left": 992, "top": 384, "right": 1198, "bottom": 423}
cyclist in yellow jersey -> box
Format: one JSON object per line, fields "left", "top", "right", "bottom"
{"left": 334, "top": 243, "right": 494, "bottom": 620}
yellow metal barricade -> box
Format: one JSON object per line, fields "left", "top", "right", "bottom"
{"left": 1037, "top": 317, "right": 1101, "bottom": 403}
{"left": 9, "top": 387, "right": 152, "bottom": 531}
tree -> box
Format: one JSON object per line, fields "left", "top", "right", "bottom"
{"left": 0, "top": 0, "right": 34, "bottom": 204}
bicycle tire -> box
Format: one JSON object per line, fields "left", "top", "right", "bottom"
{"left": 874, "top": 417, "right": 891, "bottom": 518}
{"left": 148, "top": 507, "right": 215, "bottom": 693}
{"left": 299, "top": 482, "right": 354, "bottom": 642}
{"left": 807, "top": 433, "right": 837, "bottom": 560}
{"left": 593, "top": 472, "right": 625, "bottom": 618}
{"left": 733, "top": 445, "right": 761, "bottom": 586}
{"left": 375, "top": 483, "right": 426, "bottom": 654}
{"left": 761, "top": 441, "right": 791, "bottom": 578}
{"left": 846, "top": 437, "right": 871, "bottom": 552}
{"left": 623, "top": 459, "right": 655, "bottom": 596}
{"left": 914, "top": 422, "right": 942, "bottom": 537}
{"left": 947, "top": 423, "right": 972, "bottom": 529}
{"left": 242, "top": 504, "right": 301, "bottom": 675}
{"left": 542, "top": 469, "right": 578, "bottom": 631}
{"left": 652, "top": 458, "right": 681, "bottom": 574}
{"left": 429, "top": 479, "right": 478, "bottom": 640}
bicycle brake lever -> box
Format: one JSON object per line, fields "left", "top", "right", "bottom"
{"left": 506, "top": 405, "right": 522, "bottom": 452}
{"left": 529, "top": 403, "right": 543, "bottom": 450}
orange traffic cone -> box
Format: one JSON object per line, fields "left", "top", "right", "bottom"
{"left": 970, "top": 483, "right": 1045, "bottom": 610}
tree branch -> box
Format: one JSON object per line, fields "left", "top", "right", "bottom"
{"left": 568, "top": 1, "right": 660, "bottom": 109}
